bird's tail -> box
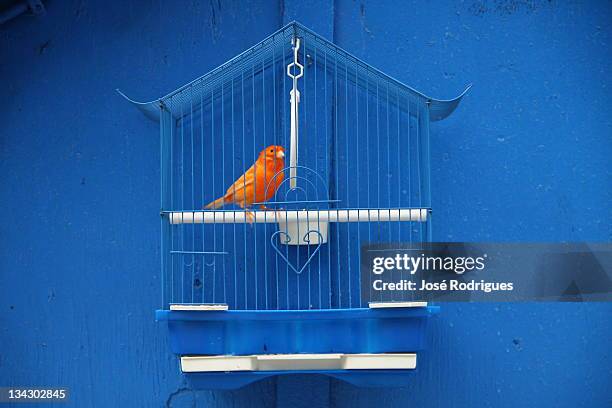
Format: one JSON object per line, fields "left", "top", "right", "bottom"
{"left": 204, "top": 196, "right": 226, "bottom": 209}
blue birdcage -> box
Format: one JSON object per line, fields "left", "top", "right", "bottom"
{"left": 119, "top": 22, "right": 468, "bottom": 389}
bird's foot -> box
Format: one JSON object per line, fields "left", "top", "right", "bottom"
{"left": 245, "top": 210, "right": 255, "bottom": 224}
{"left": 260, "top": 205, "right": 285, "bottom": 211}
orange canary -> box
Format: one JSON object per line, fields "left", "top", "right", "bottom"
{"left": 204, "top": 145, "right": 285, "bottom": 211}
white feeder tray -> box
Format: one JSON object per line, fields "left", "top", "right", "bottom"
{"left": 168, "top": 208, "right": 428, "bottom": 246}
{"left": 181, "top": 353, "right": 417, "bottom": 373}
{"left": 277, "top": 215, "right": 328, "bottom": 245}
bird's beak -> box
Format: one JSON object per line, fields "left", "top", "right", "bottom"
{"left": 276, "top": 150, "right": 285, "bottom": 158}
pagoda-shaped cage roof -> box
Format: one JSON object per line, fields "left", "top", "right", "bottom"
{"left": 119, "top": 22, "right": 469, "bottom": 123}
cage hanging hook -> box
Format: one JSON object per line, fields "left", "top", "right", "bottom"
{"left": 287, "top": 36, "right": 303, "bottom": 190}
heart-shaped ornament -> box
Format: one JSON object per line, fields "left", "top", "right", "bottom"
{"left": 270, "top": 230, "right": 323, "bottom": 274}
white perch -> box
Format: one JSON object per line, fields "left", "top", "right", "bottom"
{"left": 168, "top": 209, "right": 428, "bottom": 224}
{"left": 169, "top": 208, "right": 428, "bottom": 245}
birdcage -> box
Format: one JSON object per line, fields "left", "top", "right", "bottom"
{"left": 119, "top": 22, "right": 468, "bottom": 389}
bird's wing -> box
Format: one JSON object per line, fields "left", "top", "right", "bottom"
{"left": 225, "top": 164, "right": 256, "bottom": 200}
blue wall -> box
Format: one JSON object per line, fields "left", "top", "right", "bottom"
{"left": 0, "top": 1, "right": 610, "bottom": 407}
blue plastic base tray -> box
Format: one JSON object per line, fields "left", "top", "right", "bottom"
{"left": 156, "top": 306, "right": 439, "bottom": 355}
{"left": 157, "top": 306, "right": 439, "bottom": 389}
{"left": 184, "top": 369, "right": 417, "bottom": 390}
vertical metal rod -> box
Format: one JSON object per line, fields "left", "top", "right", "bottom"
{"left": 293, "top": 42, "right": 302, "bottom": 309}
{"left": 200, "top": 89, "right": 205, "bottom": 304}
{"left": 314, "top": 48, "right": 321, "bottom": 309}
{"left": 416, "top": 103, "right": 422, "bottom": 243}
{"left": 241, "top": 71, "right": 248, "bottom": 310}
{"left": 407, "top": 97, "right": 412, "bottom": 245}
{"left": 231, "top": 79, "right": 238, "bottom": 309}
{"left": 396, "top": 91, "right": 402, "bottom": 243}
{"left": 355, "top": 65, "right": 362, "bottom": 308}
{"left": 265, "top": 43, "right": 273, "bottom": 310}
{"left": 283, "top": 45, "right": 289, "bottom": 309}
{"left": 385, "top": 84, "right": 392, "bottom": 301}
{"left": 269, "top": 49, "right": 274, "bottom": 310}
{"left": 160, "top": 110, "right": 165, "bottom": 309}
{"left": 294, "top": 37, "right": 302, "bottom": 308}
{"left": 421, "top": 103, "right": 432, "bottom": 242}
{"left": 365, "top": 70, "right": 372, "bottom": 304}
{"left": 396, "top": 91, "right": 402, "bottom": 300}
{"left": 386, "top": 83, "right": 392, "bottom": 242}
{"left": 190, "top": 89, "right": 195, "bottom": 304}
{"left": 324, "top": 51, "right": 331, "bottom": 309}
{"left": 274, "top": 43, "right": 289, "bottom": 309}
{"left": 211, "top": 88, "right": 219, "bottom": 304}
{"left": 376, "top": 80, "right": 381, "bottom": 243}
{"left": 366, "top": 73, "right": 373, "bottom": 303}
{"left": 170, "top": 99, "right": 175, "bottom": 306}
{"left": 345, "top": 63, "right": 351, "bottom": 307}
{"left": 334, "top": 55, "right": 341, "bottom": 308}
{"left": 304, "top": 36, "right": 310, "bottom": 310}
{"left": 160, "top": 104, "right": 173, "bottom": 309}
{"left": 180, "top": 103, "right": 185, "bottom": 304}
{"left": 221, "top": 83, "right": 227, "bottom": 305}
{"left": 252, "top": 63, "right": 259, "bottom": 310}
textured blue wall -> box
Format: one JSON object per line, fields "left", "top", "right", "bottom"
{"left": 0, "top": 1, "right": 610, "bottom": 407}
